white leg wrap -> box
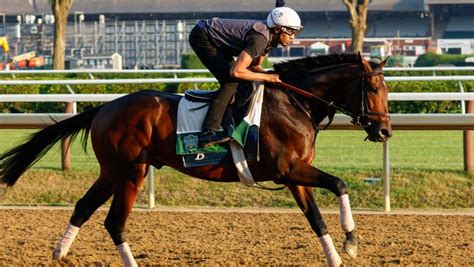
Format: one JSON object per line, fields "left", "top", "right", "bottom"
{"left": 117, "top": 242, "right": 137, "bottom": 267}
{"left": 319, "top": 235, "right": 342, "bottom": 267}
{"left": 52, "top": 223, "right": 80, "bottom": 259}
{"left": 338, "top": 194, "right": 355, "bottom": 232}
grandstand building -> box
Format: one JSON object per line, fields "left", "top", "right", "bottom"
{"left": 0, "top": 0, "right": 473, "bottom": 68}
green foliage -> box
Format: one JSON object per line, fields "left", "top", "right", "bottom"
{"left": 176, "top": 81, "right": 219, "bottom": 94}
{"left": 261, "top": 57, "right": 273, "bottom": 68}
{"left": 384, "top": 69, "right": 474, "bottom": 113}
{"left": 388, "top": 80, "right": 465, "bottom": 113}
{"left": 176, "top": 52, "right": 218, "bottom": 93}
{"left": 385, "top": 55, "right": 406, "bottom": 67}
{"left": 181, "top": 52, "right": 205, "bottom": 69}
{"left": 415, "top": 52, "right": 474, "bottom": 67}
{"left": 0, "top": 72, "right": 170, "bottom": 112}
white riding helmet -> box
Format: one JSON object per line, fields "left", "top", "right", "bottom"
{"left": 266, "top": 7, "right": 303, "bottom": 30}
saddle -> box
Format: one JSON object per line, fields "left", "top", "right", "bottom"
{"left": 184, "top": 90, "right": 216, "bottom": 102}
{"left": 184, "top": 81, "right": 255, "bottom": 130}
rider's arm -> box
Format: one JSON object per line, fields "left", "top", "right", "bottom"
{"left": 248, "top": 56, "right": 267, "bottom": 73}
{"left": 230, "top": 31, "right": 280, "bottom": 83}
{"left": 231, "top": 52, "right": 279, "bottom": 82}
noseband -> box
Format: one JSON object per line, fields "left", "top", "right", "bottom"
{"left": 275, "top": 69, "right": 390, "bottom": 129}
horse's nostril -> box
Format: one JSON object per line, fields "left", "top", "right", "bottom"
{"left": 379, "top": 128, "right": 392, "bottom": 138}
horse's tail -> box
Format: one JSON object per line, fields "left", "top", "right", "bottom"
{"left": 0, "top": 105, "right": 102, "bottom": 186}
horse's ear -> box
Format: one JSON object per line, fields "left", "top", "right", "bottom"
{"left": 357, "top": 51, "right": 371, "bottom": 71}
{"left": 380, "top": 56, "right": 390, "bottom": 68}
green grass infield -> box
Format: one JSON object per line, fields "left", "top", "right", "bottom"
{"left": 0, "top": 129, "right": 472, "bottom": 209}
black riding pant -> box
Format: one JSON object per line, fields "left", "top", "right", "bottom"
{"left": 188, "top": 24, "right": 238, "bottom": 132}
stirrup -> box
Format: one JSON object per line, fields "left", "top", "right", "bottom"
{"left": 200, "top": 136, "right": 231, "bottom": 148}
{"left": 198, "top": 131, "right": 231, "bottom": 148}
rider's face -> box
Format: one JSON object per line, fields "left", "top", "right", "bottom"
{"left": 278, "top": 28, "right": 295, "bottom": 47}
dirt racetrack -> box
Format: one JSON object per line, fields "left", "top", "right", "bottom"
{"left": 0, "top": 207, "right": 472, "bottom": 266}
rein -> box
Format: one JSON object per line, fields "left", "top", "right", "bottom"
{"left": 275, "top": 81, "right": 358, "bottom": 120}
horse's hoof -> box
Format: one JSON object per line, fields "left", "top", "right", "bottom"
{"left": 52, "top": 248, "right": 65, "bottom": 259}
{"left": 327, "top": 256, "right": 343, "bottom": 267}
{"left": 343, "top": 239, "right": 358, "bottom": 259}
{"left": 326, "top": 255, "right": 342, "bottom": 267}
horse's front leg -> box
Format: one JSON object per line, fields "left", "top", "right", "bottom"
{"left": 288, "top": 185, "right": 342, "bottom": 267}
{"left": 278, "top": 159, "right": 357, "bottom": 260}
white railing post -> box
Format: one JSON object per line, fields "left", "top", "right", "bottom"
{"left": 383, "top": 140, "right": 390, "bottom": 212}
{"left": 464, "top": 101, "right": 474, "bottom": 172}
{"left": 148, "top": 167, "right": 155, "bottom": 209}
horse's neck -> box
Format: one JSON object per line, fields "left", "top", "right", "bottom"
{"left": 311, "top": 64, "right": 362, "bottom": 103}
{"left": 282, "top": 64, "right": 362, "bottom": 125}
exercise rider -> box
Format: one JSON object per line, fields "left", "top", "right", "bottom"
{"left": 188, "top": 6, "right": 303, "bottom": 147}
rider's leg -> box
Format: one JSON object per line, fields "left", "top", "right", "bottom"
{"left": 198, "top": 81, "right": 238, "bottom": 147}
{"left": 188, "top": 24, "right": 238, "bottom": 145}
{"left": 201, "top": 82, "right": 238, "bottom": 133}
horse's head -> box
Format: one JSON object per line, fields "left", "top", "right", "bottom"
{"left": 273, "top": 53, "right": 392, "bottom": 142}
{"left": 349, "top": 54, "right": 392, "bottom": 142}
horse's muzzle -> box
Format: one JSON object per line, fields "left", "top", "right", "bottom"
{"left": 366, "top": 121, "right": 392, "bottom": 142}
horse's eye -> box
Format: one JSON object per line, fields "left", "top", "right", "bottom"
{"left": 368, "top": 85, "right": 378, "bottom": 93}
{"left": 369, "top": 77, "right": 379, "bottom": 93}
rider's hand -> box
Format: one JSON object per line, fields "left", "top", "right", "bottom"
{"left": 265, "top": 73, "right": 281, "bottom": 83}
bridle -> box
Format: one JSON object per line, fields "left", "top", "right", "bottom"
{"left": 352, "top": 69, "right": 390, "bottom": 128}
{"left": 274, "top": 69, "right": 390, "bottom": 129}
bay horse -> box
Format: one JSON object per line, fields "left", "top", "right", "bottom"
{"left": 0, "top": 53, "right": 391, "bottom": 266}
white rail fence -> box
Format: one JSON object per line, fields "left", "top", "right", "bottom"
{"left": 1, "top": 76, "right": 474, "bottom": 85}
{"left": 0, "top": 69, "right": 473, "bottom": 212}
{"left": 2, "top": 66, "right": 474, "bottom": 75}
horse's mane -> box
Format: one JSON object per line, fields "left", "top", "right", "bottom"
{"left": 273, "top": 53, "right": 360, "bottom": 75}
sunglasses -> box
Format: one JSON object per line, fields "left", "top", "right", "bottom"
{"left": 281, "top": 26, "right": 302, "bottom": 36}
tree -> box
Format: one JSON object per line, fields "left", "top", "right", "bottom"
{"left": 51, "top": 0, "right": 74, "bottom": 70}
{"left": 342, "top": 0, "right": 369, "bottom": 53}
{"left": 51, "top": 0, "right": 74, "bottom": 171}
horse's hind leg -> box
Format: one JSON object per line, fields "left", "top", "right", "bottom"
{"left": 104, "top": 163, "right": 147, "bottom": 267}
{"left": 288, "top": 185, "right": 342, "bottom": 267}
{"left": 53, "top": 172, "right": 114, "bottom": 259}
